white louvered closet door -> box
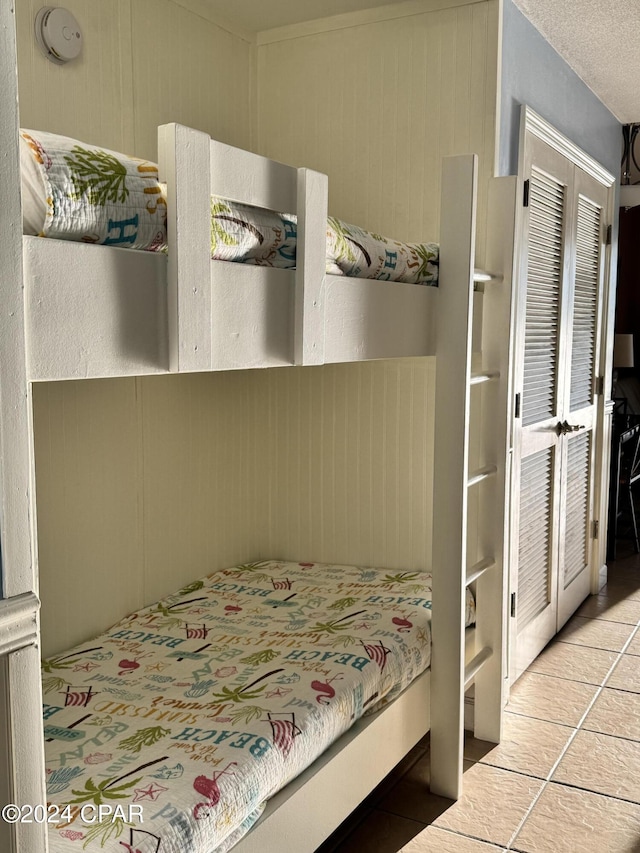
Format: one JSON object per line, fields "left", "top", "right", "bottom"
{"left": 512, "top": 132, "right": 608, "bottom": 680}
{"left": 557, "top": 168, "right": 607, "bottom": 628}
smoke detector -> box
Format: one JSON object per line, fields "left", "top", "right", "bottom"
{"left": 35, "top": 7, "right": 83, "bottom": 65}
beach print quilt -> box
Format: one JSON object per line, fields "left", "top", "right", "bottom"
{"left": 20, "top": 129, "right": 439, "bottom": 285}
{"left": 42, "top": 560, "right": 474, "bottom": 852}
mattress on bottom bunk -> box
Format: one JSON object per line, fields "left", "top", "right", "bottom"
{"left": 42, "top": 560, "right": 474, "bottom": 853}
{"left": 20, "top": 129, "right": 439, "bottom": 285}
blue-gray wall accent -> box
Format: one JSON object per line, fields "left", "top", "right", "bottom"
{"left": 500, "top": 0, "right": 621, "bottom": 178}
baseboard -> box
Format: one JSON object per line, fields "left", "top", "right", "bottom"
{"left": 598, "top": 562, "right": 607, "bottom": 592}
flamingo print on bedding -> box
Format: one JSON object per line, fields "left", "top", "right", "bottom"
{"left": 42, "top": 560, "right": 474, "bottom": 852}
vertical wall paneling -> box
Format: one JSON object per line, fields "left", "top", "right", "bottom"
{"left": 33, "top": 372, "right": 271, "bottom": 656}
{"left": 25, "top": 0, "right": 499, "bottom": 659}
{"left": 263, "top": 360, "right": 434, "bottom": 572}
{"left": 140, "top": 372, "right": 264, "bottom": 601}
{"left": 33, "top": 379, "right": 144, "bottom": 655}
{"left": 257, "top": 1, "right": 498, "bottom": 260}
{"left": 16, "top": 0, "right": 254, "bottom": 159}
{"left": 130, "top": 0, "right": 253, "bottom": 159}
{"left": 255, "top": 0, "right": 497, "bottom": 571}
{"left": 16, "top": 0, "right": 136, "bottom": 152}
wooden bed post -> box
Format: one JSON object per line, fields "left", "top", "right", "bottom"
{"left": 159, "top": 123, "right": 212, "bottom": 373}
{"left": 295, "top": 168, "right": 327, "bottom": 365}
{"left": 430, "top": 155, "right": 477, "bottom": 800}
{"left": 0, "top": 1, "right": 48, "bottom": 849}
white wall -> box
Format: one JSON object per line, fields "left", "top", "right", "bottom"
{"left": 16, "top": 0, "right": 254, "bottom": 159}
{"left": 20, "top": 0, "right": 499, "bottom": 656}
{"left": 256, "top": 0, "right": 498, "bottom": 257}
{"left": 34, "top": 361, "right": 435, "bottom": 657}
{"left": 33, "top": 373, "right": 265, "bottom": 655}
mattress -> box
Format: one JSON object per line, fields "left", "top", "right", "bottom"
{"left": 20, "top": 129, "right": 439, "bottom": 285}
{"left": 42, "top": 560, "right": 474, "bottom": 852}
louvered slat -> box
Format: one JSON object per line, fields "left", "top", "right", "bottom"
{"left": 570, "top": 196, "right": 601, "bottom": 411}
{"left": 522, "top": 168, "right": 564, "bottom": 427}
{"left": 563, "top": 432, "right": 591, "bottom": 588}
{"left": 518, "top": 448, "right": 554, "bottom": 629}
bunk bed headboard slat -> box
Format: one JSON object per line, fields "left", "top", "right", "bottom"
{"left": 209, "top": 139, "right": 298, "bottom": 212}
{"left": 159, "top": 123, "right": 212, "bottom": 373}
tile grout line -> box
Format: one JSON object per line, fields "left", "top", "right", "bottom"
{"left": 505, "top": 618, "right": 640, "bottom": 850}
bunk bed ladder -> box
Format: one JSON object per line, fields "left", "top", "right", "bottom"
{"left": 430, "top": 163, "right": 516, "bottom": 800}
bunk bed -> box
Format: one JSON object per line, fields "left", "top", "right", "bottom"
{"left": 23, "top": 123, "right": 471, "bottom": 381}
{"left": 16, "top": 123, "right": 517, "bottom": 850}
{"left": 42, "top": 559, "right": 476, "bottom": 853}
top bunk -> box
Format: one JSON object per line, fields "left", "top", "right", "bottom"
{"left": 21, "top": 123, "right": 491, "bottom": 382}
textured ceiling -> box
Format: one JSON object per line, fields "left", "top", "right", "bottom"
{"left": 205, "top": 0, "right": 640, "bottom": 123}
{"left": 512, "top": 0, "right": 640, "bottom": 123}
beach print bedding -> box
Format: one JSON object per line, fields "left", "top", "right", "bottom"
{"left": 42, "top": 560, "right": 474, "bottom": 852}
{"left": 20, "top": 130, "right": 439, "bottom": 285}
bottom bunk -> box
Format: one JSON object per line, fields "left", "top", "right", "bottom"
{"left": 41, "top": 560, "right": 475, "bottom": 853}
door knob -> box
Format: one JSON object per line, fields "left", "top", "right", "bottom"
{"left": 556, "top": 420, "right": 585, "bottom": 435}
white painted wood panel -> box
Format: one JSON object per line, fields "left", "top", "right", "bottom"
{"left": 259, "top": 359, "right": 434, "bottom": 571}
{"left": 1, "top": 1, "right": 37, "bottom": 602}
{"left": 33, "top": 379, "right": 144, "bottom": 656}
{"left": 131, "top": 0, "right": 254, "bottom": 159}
{"left": 24, "top": 238, "right": 169, "bottom": 381}
{"left": 430, "top": 155, "right": 477, "bottom": 799}
{"left": 34, "top": 371, "right": 268, "bottom": 655}
{"left": 209, "top": 266, "right": 295, "bottom": 369}
{"left": 16, "top": 0, "right": 254, "bottom": 158}
{"left": 324, "top": 278, "right": 437, "bottom": 362}
{"left": 16, "top": 0, "right": 136, "bottom": 151}
{"left": 0, "top": 656, "right": 14, "bottom": 853}
{"left": 139, "top": 372, "right": 264, "bottom": 601}
{"left": 257, "top": 1, "right": 498, "bottom": 260}
{"left": 33, "top": 356, "right": 437, "bottom": 658}
{"left": 5, "top": 644, "right": 48, "bottom": 852}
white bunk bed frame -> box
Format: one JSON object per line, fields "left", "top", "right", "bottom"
{"left": 24, "top": 122, "right": 447, "bottom": 381}
{"left": 0, "top": 7, "right": 517, "bottom": 849}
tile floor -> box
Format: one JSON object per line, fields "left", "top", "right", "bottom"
{"left": 315, "top": 551, "right": 640, "bottom": 853}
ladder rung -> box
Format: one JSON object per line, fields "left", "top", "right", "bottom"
{"left": 473, "top": 268, "right": 503, "bottom": 283}
{"left": 464, "top": 645, "right": 493, "bottom": 688}
{"left": 466, "top": 557, "right": 495, "bottom": 586}
{"left": 467, "top": 465, "right": 498, "bottom": 488}
{"left": 470, "top": 371, "right": 500, "bottom": 386}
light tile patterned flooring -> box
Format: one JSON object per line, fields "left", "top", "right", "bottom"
{"left": 315, "top": 552, "right": 640, "bottom": 853}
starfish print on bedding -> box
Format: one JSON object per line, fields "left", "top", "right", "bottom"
{"left": 133, "top": 782, "right": 168, "bottom": 803}
{"left": 265, "top": 687, "right": 292, "bottom": 699}
{"left": 73, "top": 662, "right": 99, "bottom": 672}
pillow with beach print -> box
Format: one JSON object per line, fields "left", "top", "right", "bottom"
{"left": 20, "top": 129, "right": 167, "bottom": 251}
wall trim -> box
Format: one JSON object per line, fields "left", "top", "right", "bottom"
{"left": 169, "top": 0, "right": 255, "bottom": 42}
{"left": 522, "top": 106, "right": 615, "bottom": 187}
{"left": 257, "top": 0, "right": 489, "bottom": 45}
{"left": 0, "top": 593, "right": 40, "bottom": 657}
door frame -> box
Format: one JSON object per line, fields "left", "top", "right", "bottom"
{"left": 0, "top": 1, "right": 48, "bottom": 849}
{"left": 508, "top": 107, "right": 616, "bottom": 684}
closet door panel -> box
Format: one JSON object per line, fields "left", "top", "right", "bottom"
{"left": 514, "top": 445, "right": 558, "bottom": 676}
{"left": 511, "top": 116, "right": 613, "bottom": 682}
{"left": 556, "top": 169, "right": 607, "bottom": 627}
{"left": 521, "top": 165, "right": 567, "bottom": 428}
{"left": 512, "top": 137, "right": 572, "bottom": 677}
